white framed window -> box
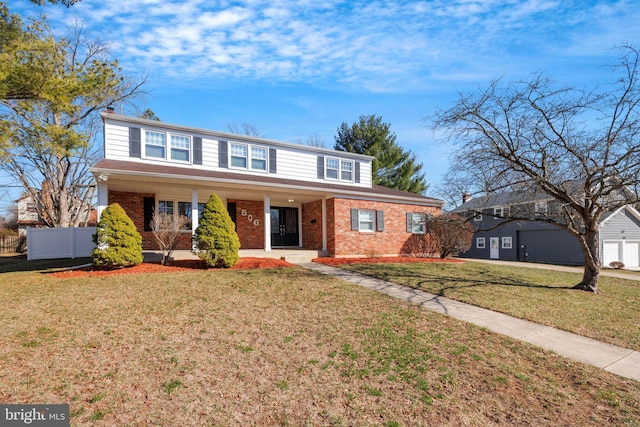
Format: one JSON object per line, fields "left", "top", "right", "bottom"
{"left": 411, "top": 212, "right": 427, "bottom": 234}
{"left": 494, "top": 206, "right": 509, "bottom": 218}
{"left": 341, "top": 160, "right": 353, "bottom": 181}
{"left": 535, "top": 201, "right": 547, "bottom": 215}
{"left": 158, "top": 200, "right": 205, "bottom": 231}
{"left": 251, "top": 146, "right": 267, "bottom": 171}
{"left": 171, "top": 134, "right": 191, "bottom": 162}
{"left": 476, "top": 237, "right": 485, "bottom": 249}
{"left": 473, "top": 212, "right": 482, "bottom": 222}
{"left": 145, "top": 131, "right": 166, "bottom": 159}
{"left": 326, "top": 158, "right": 339, "bottom": 180}
{"left": 230, "top": 143, "right": 248, "bottom": 168}
{"left": 502, "top": 236, "right": 512, "bottom": 249}
{"left": 359, "top": 209, "right": 375, "bottom": 232}
{"left": 158, "top": 200, "right": 174, "bottom": 215}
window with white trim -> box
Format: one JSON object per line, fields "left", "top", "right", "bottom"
{"left": 494, "top": 206, "right": 509, "bottom": 218}
{"left": 171, "top": 134, "right": 191, "bottom": 162}
{"left": 473, "top": 211, "right": 482, "bottom": 221}
{"left": 145, "top": 131, "right": 166, "bottom": 159}
{"left": 502, "top": 236, "right": 512, "bottom": 249}
{"left": 251, "top": 146, "right": 267, "bottom": 171}
{"left": 230, "top": 143, "right": 248, "bottom": 168}
{"left": 326, "top": 158, "right": 339, "bottom": 179}
{"left": 359, "top": 209, "right": 375, "bottom": 232}
{"left": 158, "top": 200, "right": 205, "bottom": 231}
{"left": 476, "top": 237, "right": 485, "bottom": 249}
{"left": 411, "top": 212, "right": 427, "bottom": 234}
{"left": 535, "top": 201, "right": 547, "bottom": 215}
{"left": 341, "top": 160, "right": 353, "bottom": 181}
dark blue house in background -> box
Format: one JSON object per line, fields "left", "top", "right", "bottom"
{"left": 452, "top": 192, "right": 640, "bottom": 268}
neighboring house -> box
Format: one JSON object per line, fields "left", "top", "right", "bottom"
{"left": 90, "top": 112, "right": 443, "bottom": 257}
{"left": 16, "top": 194, "right": 98, "bottom": 235}
{"left": 16, "top": 195, "right": 43, "bottom": 235}
{"left": 452, "top": 192, "right": 640, "bottom": 267}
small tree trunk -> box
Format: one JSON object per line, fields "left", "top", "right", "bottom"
{"left": 573, "top": 229, "right": 599, "bottom": 293}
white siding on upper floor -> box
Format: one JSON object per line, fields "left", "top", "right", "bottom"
{"left": 103, "top": 117, "right": 373, "bottom": 188}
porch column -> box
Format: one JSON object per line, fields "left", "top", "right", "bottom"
{"left": 191, "top": 189, "right": 199, "bottom": 232}
{"left": 264, "top": 194, "right": 271, "bottom": 251}
{"left": 322, "top": 198, "right": 327, "bottom": 251}
{"left": 97, "top": 181, "right": 108, "bottom": 220}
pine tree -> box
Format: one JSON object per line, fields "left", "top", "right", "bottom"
{"left": 193, "top": 193, "right": 240, "bottom": 268}
{"left": 92, "top": 203, "right": 143, "bottom": 267}
{"left": 335, "top": 115, "right": 428, "bottom": 194}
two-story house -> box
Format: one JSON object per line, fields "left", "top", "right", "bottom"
{"left": 90, "top": 112, "right": 443, "bottom": 257}
{"left": 452, "top": 190, "right": 640, "bottom": 268}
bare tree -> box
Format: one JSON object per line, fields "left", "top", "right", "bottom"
{"left": 226, "top": 121, "right": 264, "bottom": 138}
{"left": 150, "top": 212, "right": 189, "bottom": 265}
{"left": 432, "top": 46, "right": 640, "bottom": 293}
{"left": 430, "top": 214, "right": 474, "bottom": 259}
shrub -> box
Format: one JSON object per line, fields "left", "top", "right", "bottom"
{"left": 193, "top": 193, "right": 240, "bottom": 268}
{"left": 92, "top": 203, "right": 143, "bottom": 267}
{"left": 151, "top": 211, "right": 189, "bottom": 265}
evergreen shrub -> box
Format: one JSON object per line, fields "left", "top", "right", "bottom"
{"left": 92, "top": 203, "right": 143, "bottom": 267}
{"left": 193, "top": 193, "right": 240, "bottom": 268}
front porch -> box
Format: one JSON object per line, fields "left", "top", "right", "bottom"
{"left": 143, "top": 248, "right": 328, "bottom": 264}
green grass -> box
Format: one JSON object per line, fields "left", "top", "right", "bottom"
{"left": 337, "top": 261, "right": 640, "bottom": 351}
{"left": 0, "top": 257, "right": 638, "bottom": 425}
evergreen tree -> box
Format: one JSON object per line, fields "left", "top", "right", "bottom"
{"left": 334, "top": 115, "right": 428, "bottom": 195}
{"left": 193, "top": 193, "right": 240, "bottom": 268}
{"left": 92, "top": 203, "right": 143, "bottom": 267}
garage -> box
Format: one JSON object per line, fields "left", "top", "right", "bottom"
{"left": 602, "top": 240, "right": 640, "bottom": 268}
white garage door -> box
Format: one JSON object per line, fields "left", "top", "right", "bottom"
{"left": 602, "top": 241, "right": 640, "bottom": 268}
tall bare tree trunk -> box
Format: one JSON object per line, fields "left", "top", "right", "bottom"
{"left": 573, "top": 229, "right": 599, "bottom": 293}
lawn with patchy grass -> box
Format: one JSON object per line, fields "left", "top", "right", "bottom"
{"left": 334, "top": 260, "right": 640, "bottom": 352}
{"left": 0, "top": 259, "right": 639, "bottom": 425}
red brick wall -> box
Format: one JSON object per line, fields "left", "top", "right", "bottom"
{"left": 302, "top": 200, "right": 323, "bottom": 250}
{"left": 229, "top": 199, "right": 264, "bottom": 249}
{"left": 331, "top": 198, "right": 441, "bottom": 257}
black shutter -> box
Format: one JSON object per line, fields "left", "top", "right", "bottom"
{"left": 406, "top": 212, "right": 413, "bottom": 233}
{"left": 218, "top": 140, "right": 228, "bottom": 168}
{"left": 227, "top": 202, "right": 237, "bottom": 231}
{"left": 193, "top": 137, "right": 202, "bottom": 165}
{"left": 129, "top": 127, "right": 141, "bottom": 158}
{"left": 269, "top": 148, "right": 277, "bottom": 173}
{"left": 351, "top": 208, "right": 359, "bottom": 231}
{"left": 143, "top": 197, "right": 155, "bottom": 232}
{"left": 355, "top": 162, "right": 361, "bottom": 183}
{"left": 376, "top": 210, "right": 384, "bottom": 232}
{"left": 317, "top": 156, "right": 324, "bottom": 179}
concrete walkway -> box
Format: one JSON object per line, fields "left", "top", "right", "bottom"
{"left": 298, "top": 261, "right": 640, "bottom": 383}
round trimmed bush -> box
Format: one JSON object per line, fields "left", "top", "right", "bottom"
{"left": 92, "top": 203, "right": 143, "bottom": 267}
{"left": 193, "top": 193, "right": 240, "bottom": 268}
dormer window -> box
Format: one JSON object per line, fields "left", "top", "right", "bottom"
{"left": 326, "top": 158, "right": 339, "bottom": 179}
{"left": 230, "top": 142, "right": 269, "bottom": 172}
{"left": 171, "top": 135, "right": 190, "bottom": 162}
{"left": 145, "top": 131, "right": 166, "bottom": 159}
{"left": 325, "top": 157, "right": 353, "bottom": 182}
{"left": 144, "top": 130, "right": 191, "bottom": 163}
{"left": 230, "top": 143, "right": 248, "bottom": 168}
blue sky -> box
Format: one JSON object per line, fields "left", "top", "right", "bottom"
{"left": 4, "top": 0, "right": 640, "bottom": 208}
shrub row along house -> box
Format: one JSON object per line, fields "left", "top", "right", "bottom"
{"left": 90, "top": 112, "right": 443, "bottom": 257}
{"left": 452, "top": 189, "right": 640, "bottom": 267}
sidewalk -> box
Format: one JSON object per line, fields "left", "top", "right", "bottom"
{"left": 298, "top": 261, "right": 640, "bottom": 383}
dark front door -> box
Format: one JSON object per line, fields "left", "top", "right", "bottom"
{"left": 270, "top": 207, "right": 299, "bottom": 247}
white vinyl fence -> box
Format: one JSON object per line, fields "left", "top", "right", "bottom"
{"left": 27, "top": 227, "right": 96, "bottom": 260}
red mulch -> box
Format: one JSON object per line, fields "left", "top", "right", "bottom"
{"left": 312, "top": 257, "right": 465, "bottom": 266}
{"left": 47, "top": 257, "right": 293, "bottom": 278}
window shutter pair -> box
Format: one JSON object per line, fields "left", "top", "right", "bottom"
{"left": 350, "top": 209, "right": 384, "bottom": 231}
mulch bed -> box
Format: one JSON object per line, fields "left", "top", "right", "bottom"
{"left": 312, "top": 256, "right": 465, "bottom": 266}
{"left": 47, "top": 257, "right": 293, "bottom": 278}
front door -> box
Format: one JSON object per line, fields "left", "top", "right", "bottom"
{"left": 270, "top": 207, "right": 299, "bottom": 247}
{"left": 490, "top": 237, "right": 500, "bottom": 259}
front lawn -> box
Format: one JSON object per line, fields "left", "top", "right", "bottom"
{"left": 334, "top": 260, "right": 640, "bottom": 352}
{"left": 0, "top": 262, "right": 638, "bottom": 425}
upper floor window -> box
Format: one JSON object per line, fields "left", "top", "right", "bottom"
{"left": 230, "top": 143, "right": 268, "bottom": 171}
{"left": 473, "top": 211, "right": 482, "bottom": 221}
{"left": 326, "top": 157, "right": 353, "bottom": 182}
{"left": 535, "top": 201, "right": 548, "bottom": 215}
{"left": 494, "top": 206, "right": 509, "bottom": 218}
{"left": 171, "top": 135, "right": 190, "bottom": 162}
{"left": 251, "top": 146, "right": 267, "bottom": 171}
{"left": 145, "top": 131, "right": 166, "bottom": 159}
{"left": 230, "top": 143, "right": 248, "bottom": 168}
